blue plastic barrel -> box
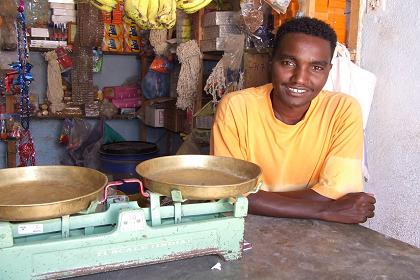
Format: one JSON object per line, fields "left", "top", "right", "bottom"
{"left": 98, "top": 141, "right": 159, "bottom": 194}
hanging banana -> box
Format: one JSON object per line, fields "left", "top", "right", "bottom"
{"left": 157, "top": 0, "right": 176, "bottom": 29}
{"left": 180, "top": 0, "right": 213, "bottom": 14}
{"left": 146, "top": 0, "right": 160, "bottom": 29}
{"left": 89, "top": 0, "right": 214, "bottom": 30}
{"left": 90, "top": 0, "right": 118, "bottom": 12}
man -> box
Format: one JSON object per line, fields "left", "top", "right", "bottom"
{"left": 211, "top": 17, "right": 375, "bottom": 224}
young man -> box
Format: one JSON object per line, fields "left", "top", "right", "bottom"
{"left": 211, "top": 17, "right": 375, "bottom": 224}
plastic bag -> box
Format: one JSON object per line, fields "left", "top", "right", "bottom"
{"left": 67, "top": 119, "right": 91, "bottom": 151}
{"left": 149, "top": 56, "right": 172, "bottom": 74}
{"left": 323, "top": 43, "right": 377, "bottom": 129}
{"left": 0, "top": 16, "right": 17, "bottom": 51}
{"left": 142, "top": 56, "right": 172, "bottom": 99}
{"left": 239, "top": 0, "right": 273, "bottom": 51}
{"left": 263, "top": 0, "right": 291, "bottom": 14}
{"left": 222, "top": 34, "right": 245, "bottom": 92}
{"left": 59, "top": 118, "right": 73, "bottom": 145}
{"left": 240, "top": 0, "right": 264, "bottom": 33}
{"left": 26, "top": 0, "right": 50, "bottom": 27}
{"left": 92, "top": 49, "right": 103, "bottom": 73}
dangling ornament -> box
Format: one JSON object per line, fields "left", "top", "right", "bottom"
{"left": 14, "top": 0, "right": 33, "bottom": 130}
{"left": 18, "top": 129, "right": 35, "bottom": 167}
{"left": 12, "top": 0, "right": 36, "bottom": 166}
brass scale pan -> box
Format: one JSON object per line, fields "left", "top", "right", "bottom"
{"left": 0, "top": 155, "right": 261, "bottom": 221}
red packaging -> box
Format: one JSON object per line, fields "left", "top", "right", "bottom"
{"left": 112, "top": 97, "right": 141, "bottom": 108}
{"left": 103, "top": 86, "right": 139, "bottom": 100}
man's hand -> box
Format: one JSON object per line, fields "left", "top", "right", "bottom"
{"left": 322, "top": 192, "right": 376, "bottom": 224}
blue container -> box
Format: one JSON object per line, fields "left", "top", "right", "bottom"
{"left": 98, "top": 141, "right": 159, "bottom": 194}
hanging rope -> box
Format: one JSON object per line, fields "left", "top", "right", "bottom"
{"left": 204, "top": 60, "right": 226, "bottom": 104}
{"left": 176, "top": 40, "right": 202, "bottom": 110}
{"left": 149, "top": 29, "right": 169, "bottom": 56}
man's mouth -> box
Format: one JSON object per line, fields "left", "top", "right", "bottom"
{"left": 286, "top": 86, "right": 309, "bottom": 97}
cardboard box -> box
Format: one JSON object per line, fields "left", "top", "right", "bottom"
{"left": 103, "top": 86, "right": 139, "bottom": 100}
{"left": 243, "top": 52, "right": 271, "bottom": 89}
{"left": 164, "top": 108, "right": 188, "bottom": 133}
{"left": 193, "top": 101, "right": 214, "bottom": 129}
{"left": 202, "top": 11, "right": 236, "bottom": 27}
{"left": 145, "top": 105, "right": 165, "bottom": 128}
{"left": 203, "top": 25, "right": 241, "bottom": 40}
{"left": 200, "top": 37, "right": 226, "bottom": 52}
{"left": 52, "top": 8, "right": 76, "bottom": 16}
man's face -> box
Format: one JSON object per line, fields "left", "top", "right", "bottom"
{"left": 271, "top": 33, "right": 332, "bottom": 110}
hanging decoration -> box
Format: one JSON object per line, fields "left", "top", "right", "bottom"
{"left": 13, "top": 0, "right": 33, "bottom": 130}
{"left": 18, "top": 129, "right": 36, "bottom": 167}
{"left": 12, "top": 0, "right": 36, "bottom": 166}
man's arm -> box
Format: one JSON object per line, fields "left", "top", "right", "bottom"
{"left": 248, "top": 189, "right": 375, "bottom": 224}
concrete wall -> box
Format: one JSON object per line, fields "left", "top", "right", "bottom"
{"left": 361, "top": 0, "right": 420, "bottom": 247}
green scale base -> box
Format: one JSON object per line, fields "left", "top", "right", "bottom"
{"left": 0, "top": 192, "right": 248, "bottom": 279}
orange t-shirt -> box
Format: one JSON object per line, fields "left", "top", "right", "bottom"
{"left": 211, "top": 84, "right": 363, "bottom": 199}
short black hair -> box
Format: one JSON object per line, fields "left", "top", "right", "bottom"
{"left": 273, "top": 17, "right": 337, "bottom": 59}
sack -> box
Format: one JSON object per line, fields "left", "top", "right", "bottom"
{"left": 323, "top": 43, "right": 377, "bottom": 129}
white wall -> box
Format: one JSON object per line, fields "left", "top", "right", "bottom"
{"left": 361, "top": 0, "right": 420, "bottom": 247}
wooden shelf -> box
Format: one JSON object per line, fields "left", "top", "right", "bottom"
{"left": 29, "top": 47, "right": 66, "bottom": 52}
{"left": 202, "top": 52, "right": 223, "bottom": 61}
{"left": 30, "top": 47, "right": 141, "bottom": 56}
{"left": 32, "top": 114, "right": 137, "bottom": 120}
{"left": 102, "top": 51, "right": 140, "bottom": 56}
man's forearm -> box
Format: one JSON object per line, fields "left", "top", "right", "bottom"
{"left": 248, "top": 190, "right": 331, "bottom": 220}
{"left": 248, "top": 189, "right": 376, "bottom": 224}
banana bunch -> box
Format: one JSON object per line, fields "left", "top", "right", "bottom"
{"left": 90, "top": 0, "right": 118, "bottom": 12}
{"left": 176, "top": 0, "right": 213, "bottom": 14}
{"left": 125, "top": 0, "right": 177, "bottom": 30}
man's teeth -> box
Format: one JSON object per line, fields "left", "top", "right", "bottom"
{"left": 288, "top": 87, "right": 306, "bottom": 94}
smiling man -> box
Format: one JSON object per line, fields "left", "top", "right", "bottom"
{"left": 211, "top": 17, "right": 375, "bottom": 224}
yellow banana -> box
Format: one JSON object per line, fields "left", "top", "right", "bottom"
{"left": 124, "top": 0, "right": 139, "bottom": 21}
{"left": 157, "top": 0, "right": 176, "bottom": 28}
{"left": 183, "top": 0, "right": 212, "bottom": 13}
{"left": 166, "top": 0, "right": 177, "bottom": 28}
{"left": 95, "top": 0, "right": 118, "bottom": 8}
{"left": 125, "top": 0, "right": 149, "bottom": 28}
{"left": 90, "top": 0, "right": 116, "bottom": 12}
{"left": 176, "top": 0, "right": 203, "bottom": 10}
{"left": 157, "top": 0, "right": 172, "bottom": 23}
{"left": 147, "top": 0, "right": 160, "bottom": 29}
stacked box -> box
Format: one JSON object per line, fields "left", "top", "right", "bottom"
{"left": 203, "top": 25, "right": 241, "bottom": 40}
{"left": 49, "top": 1, "right": 76, "bottom": 24}
{"left": 102, "top": 86, "right": 141, "bottom": 109}
{"left": 200, "top": 11, "right": 240, "bottom": 52}
{"left": 202, "top": 11, "right": 236, "bottom": 26}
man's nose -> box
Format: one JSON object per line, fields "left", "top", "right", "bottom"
{"left": 291, "top": 66, "right": 308, "bottom": 84}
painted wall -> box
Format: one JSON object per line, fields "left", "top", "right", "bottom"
{"left": 361, "top": 0, "right": 420, "bottom": 247}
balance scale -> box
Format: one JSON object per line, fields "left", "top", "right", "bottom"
{"left": 0, "top": 191, "right": 248, "bottom": 279}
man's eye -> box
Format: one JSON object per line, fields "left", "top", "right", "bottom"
{"left": 280, "top": 60, "right": 294, "bottom": 67}
{"left": 312, "top": 65, "right": 324, "bottom": 71}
